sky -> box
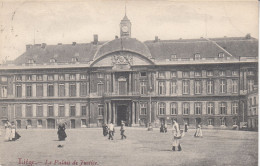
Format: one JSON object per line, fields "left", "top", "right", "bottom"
{"left": 0, "top": 0, "right": 258, "bottom": 63}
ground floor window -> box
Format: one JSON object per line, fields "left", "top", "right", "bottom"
{"left": 27, "top": 119, "right": 32, "bottom": 126}
{"left": 37, "top": 119, "right": 42, "bottom": 127}
{"left": 140, "top": 118, "right": 146, "bottom": 126}
{"left": 208, "top": 119, "right": 214, "bottom": 126}
{"left": 81, "top": 119, "right": 87, "bottom": 127}
{"left": 220, "top": 118, "right": 226, "bottom": 126}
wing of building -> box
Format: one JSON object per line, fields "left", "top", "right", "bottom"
{"left": 0, "top": 14, "right": 258, "bottom": 130}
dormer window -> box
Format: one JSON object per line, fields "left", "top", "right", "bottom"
{"left": 171, "top": 71, "right": 177, "bottom": 78}
{"left": 218, "top": 52, "right": 225, "bottom": 58}
{"left": 195, "top": 71, "right": 201, "bottom": 77}
{"left": 183, "top": 71, "right": 189, "bottom": 78}
{"left": 194, "top": 53, "right": 200, "bottom": 60}
{"left": 36, "top": 75, "right": 42, "bottom": 81}
{"left": 170, "top": 54, "right": 177, "bottom": 61}
{"left": 207, "top": 71, "right": 213, "bottom": 76}
{"left": 50, "top": 58, "right": 56, "bottom": 63}
{"left": 72, "top": 57, "right": 78, "bottom": 62}
{"left": 232, "top": 71, "right": 238, "bottom": 76}
{"left": 48, "top": 75, "right": 54, "bottom": 81}
{"left": 219, "top": 70, "right": 225, "bottom": 76}
{"left": 28, "top": 59, "right": 35, "bottom": 64}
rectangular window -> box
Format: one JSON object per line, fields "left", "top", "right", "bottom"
{"left": 170, "top": 103, "right": 178, "bottom": 115}
{"left": 26, "top": 85, "right": 32, "bottom": 97}
{"left": 232, "top": 80, "right": 238, "bottom": 93}
{"left": 182, "top": 80, "right": 189, "bottom": 94}
{"left": 47, "top": 75, "right": 54, "bottom": 81}
{"left": 140, "top": 103, "right": 147, "bottom": 115}
{"left": 207, "top": 71, "right": 213, "bottom": 76}
{"left": 70, "top": 105, "right": 76, "bottom": 117}
{"left": 1, "top": 86, "right": 7, "bottom": 98}
{"left": 27, "top": 120, "right": 32, "bottom": 126}
{"left": 82, "top": 105, "right": 87, "bottom": 116}
{"left": 1, "top": 106, "right": 7, "bottom": 117}
{"left": 26, "top": 75, "right": 32, "bottom": 81}
{"left": 171, "top": 71, "right": 177, "bottom": 78}
{"left": 15, "top": 104, "right": 22, "bottom": 117}
{"left": 158, "top": 72, "right": 165, "bottom": 78}
{"left": 232, "top": 102, "right": 238, "bottom": 115}
{"left": 16, "top": 85, "right": 22, "bottom": 98}
{"left": 140, "top": 82, "right": 147, "bottom": 95}
{"left": 140, "top": 72, "right": 147, "bottom": 77}
{"left": 16, "top": 75, "right": 22, "bottom": 81}
{"left": 195, "top": 103, "right": 202, "bottom": 115}
{"left": 80, "top": 74, "right": 87, "bottom": 80}
{"left": 248, "top": 70, "right": 254, "bottom": 76}
{"left": 232, "top": 71, "right": 238, "bottom": 76}
{"left": 248, "top": 80, "right": 254, "bottom": 92}
{"left": 36, "top": 75, "right": 42, "bottom": 81}
{"left": 220, "top": 79, "right": 226, "bottom": 93}
{"left": 208, "top": 119, "right": 214, "bottom": 125}
{"left": 59, "top": 75, "right": 65, "bottom": 80}
{"left": 194, "top": 81, "right": 202, "bottom": 94}
{"left": 253, "top": 97, "right": 256, "bottom": 106}
{"left": 26, "top": 105, "right": 32, "bottom": 117}
{"left": 220, "top": 118, "right": 226, "bottom": 126}
{"left": 69, "top": 74, "right": 76, "bottom": 80}
{"left": 36, "top": 84, "right": 43, "bottom": 97}
{"left": 37, "top": 120, "right": 42, "bottom": 126}
{"left": 207, "top": 80, "right": 214, "bottom": 94}
{"left": 170, "top": 81, "right": 177, "bottom": 94}
{"left": 97, "top": 83, "right": 104, "bottom": 96}
{"left": 194, "top": 71, "right": 201, "bottom": 77}
{"left": 207, "top": 102, "right": 214, "bottom": 115}
{"left": 98, "top": 105, "right": 103, "bottom": 116}
{"left": 59, "top": 84, "right": 65, "bottom": 97}
{"left": 48, "top": 105, "right": 54, "bottom": 117}
{"left": 69, "top": 84, "right": 76, "bottom": 97}
{"left": 158, "top": 81, "right": 165, "bottom": 95}
{"left": 48, "top": 84, "right": 54, "bottom": 96}
{"left": 81, "top": 119, "right": 87, "bottom": 127}
{"left": 219, "top": 70, "right": 225, "bottom": 76}
{"left": 220, "top": 102, "right": 227, "bottom": 115}
{"left": 183, "top": 103, "right": 189, "bottom": 115}
{"left": 36, "top": 105, "right": 43, "bottom": 117}
{"left": 80, "top": 83, "right": 88, "bottom": 96}
{"left": 158, "top": 103, "right": 165, "bottom": 115}
{"left": 59, "top": 105, "right": 65, "bottom": 117}
{"left": 182, "top": 71, "right": 189, "bottom": 78}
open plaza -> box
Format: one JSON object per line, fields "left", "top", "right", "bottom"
{"left": 0, "top": 127, "right": 258, "bottom": 166}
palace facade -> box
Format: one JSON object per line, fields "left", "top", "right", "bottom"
{"left": 0, "top": 15, "right": 258, "bottom": 129}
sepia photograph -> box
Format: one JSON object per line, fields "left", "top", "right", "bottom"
{"left": 0, "top": 0, "right": 258, "bottom": 165}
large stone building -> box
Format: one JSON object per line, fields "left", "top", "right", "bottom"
{"left": 0, "top": 14, "right": 258, "bottom": 129}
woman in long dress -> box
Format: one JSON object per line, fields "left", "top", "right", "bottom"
{"left": 172, "top": 120, "right": 182, "bottom": 151}
{"left": 4, "top": 121, "right": 12, "bottom": 141}
{"left": 194, "top": 123, "right": 203, "bottom": 137}
{"left": 10, "top": 122, "right": 21, "bottom": 141}
{"left": 57, "top": 123, "right": 67, "bottom": 141}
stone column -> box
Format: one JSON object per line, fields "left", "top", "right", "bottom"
{"left": 113, "top": 73, "right": 116, "bottom": 93}
{"left": 104, "top": 103, "right": 107, "bottom": 124}
{"left": 108, "top": 102, "right": 112, "bottom": 123}
{"left": 113, "top": 103, "right": 116, "bottom": 125}
{"left": 129, "top": 73, "right": 132, "bottom": 93}
{"left": 112, "top": 103, "right": 116, "bottom": 124}
{"left": 132, "top": 101, "right": 135, "bottom": 125}
{"left": 136, "top": 102, "right": 140, "bottom": 125}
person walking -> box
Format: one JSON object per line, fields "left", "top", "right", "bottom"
{"left": 108, "top": 122, "right": 114, "bottom": 140}
{"left": 10, "top": 122, "right": 21, "bottom": 141}
{"left": 194, "top": 123, "right": 203, "bottom": 137}
{"left": 172, "top": 120, "right": 182, "bottom": 151}
{"left": 120, "top": 121, "right": 126, "bottom": 140}
{"left": 102, "top": 123, "right": 108, "bottom": 136}
{"left": 184, "top": 123, "right": 188, "bottom": 132}
{"left": 164, "top": 123, "right": 168, "bottom": 133}
{"left": 4, "top": 121, "right": 12, "bottom": 141}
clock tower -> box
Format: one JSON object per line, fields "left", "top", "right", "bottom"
{"left": 120, "top": 13, "right": 131, "bottom": 38}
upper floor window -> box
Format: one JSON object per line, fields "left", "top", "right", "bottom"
{"left": 140, "top": 82, "right": 147, "bottom": 95}
{"left": 36, "top": 84, "right": 43, "bottom": 97}
{"left": 59, "top": 75, "right": 65, "bottom": 80}
{"left": 69, "top": 84, "right": 76, "bottom": 97}
{"left": 16, "top": 75, "right": 22, "bottom": 81}
{"left": 158, "top": 81, "right": 165, "bottom": 95}
{"left": 194, "top": 80, "right": 202, "bottom": 94}
{"left": 170, "top": 81, "right": 177, "bottom": 94}
{"left": 97, "top": 105, "right": 103, "bottom": 116}
{"left": 194, "top": 71, "right": 201, "bottom": 77}
{"left": 140, "top": 72, "right": 147, "bottom": 77}
{"left": 218, "top": 52, "right": 225, "bottom": 58}
{"left": 183, "top": 103, "right": 189, "bottom": 115}
{"left": 59, "top": 84, "right": 65, "bottom": 97}
{"left": 182, "top": 71, "right": 189, "bottom": 78}
{"left": 26, "top": 85, "right": 32, "bottom": 97}
{"left": 47, "top": 84, "right": 54, "bottom": 96}
{"left": 232, "top": 71, "right": 238, "bottom": 76}
{"left": 207, "top": 80, "right": 214, "bottom": 94}
{"left": 1, "top": 76, "right": 7, "bottom": 82}
{"left": 158, "top": 72, "right": 165, "bottom": 78}
{"left": 140, "top": 103, "right": 147, "bottom": 115}
{"left": 248, "top": 70, "right": 254, "bottom": 76}
{"left": 170, "top": 103, "right": 178, "bottom": 115}
{"left": 69, "top": 74, "right": 76, "bottom": 80}
{"left": 232, "top": 102, "right": 238, "bottom": 115}
{"left": 71, "top": 57, "right": 78, "bottom": 62}
{"left": 16, "top": 85, "right": 22, "bottom": 98}
{"left": 36, "top": 75, "right": 42, "bottom": 81}
{"left": 248, "top": 80, "right": 254, "bottom": 92}
{"left": 47, "top": 75, "right": 54, "bottom": 81}
{"left": 182, "top": 80, "right": 189, "bottom": 94}
{"left": 195, "top": 103, "right": 202, "bottom": 115}
{"left": 207, "top": 71, "right": 213, "bottom": 76}
{"left": 26, "top": 105, "right": 32, "bottom": 117}
{"left": 59, "top": 105, "right": 65, "bottom": 117}
{"left": 220, "top": 79, "right": 227, "bottom": 93}
{"left": 1, "top": 86, "right": 7, "bottom": 98}
{"left": 158, "top": 102, "right": 165, "bottom": 115}
{"left": 80, "top": 74, "right": 87, "bottom": 80}
{"left": 80, "top": 83, "right": 88, "bottom": 96}
{"left": 219, "top": 102, "right": 227, "bottom": 115}
{"left": 219, "top": 70, "right": 225, "bottom": 76}
{"left": 194, "top": 53, "right": 200, "bottom": 60}
{"left": 82, "top": 105, "right": 87, "bottom": 116}
{"left": 170, "top": 54, "right": 177, "bottom": 61}
{"left": 171, "top": 71, "right": 177, "bottom": 78}
{"left": 70, "top": 105, "right": 76, "bottom": 117}
{"left": 26, "top": 75, "right": 32, "bottom": 81}
{"left": 48, "top": 105, "right": 54, "bottom": 117}
{"left": 220, "top": 118, "right": 226, "bottom": 126}
{"left": 232, "top": 80, "right": 238, "bottom": 93}
{"left": 97, "top": 82, "right": 104, "bottom": 96}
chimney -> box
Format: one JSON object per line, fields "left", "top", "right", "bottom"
{"left": 115, "top": 35, "right": 119, "bottom": 39}
{"left": 93, "top": 34, "right": 98, "bottom": 45}
{"left": 41, "top": 43, "right": 46, "bottom": 48}
{"left": 155, "top": 36, "right": 158, "bottom": 42}
{"left": 72, "top": 42, "right": 76, "bottom": 46}
{"left": 26, "top": 44, "right": 32, "bottom": 51}
{"left": 245, "top": 33, "right": 251, "bottom": 39}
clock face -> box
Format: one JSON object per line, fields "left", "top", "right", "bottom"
{"left": 122, "top": 26, "right": 128, "bottom": 33}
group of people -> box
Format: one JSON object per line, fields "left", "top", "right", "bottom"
{"left": 102, "top": 121, "right": 127, "bottom": 140}
{"left": 4, "top": 120, "right": 21, "bottom": 141}
{"left": 160, "top": 123, "right": 167, "bottom": 133}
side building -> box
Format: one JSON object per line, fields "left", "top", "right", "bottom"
{"left": 0, "top": 15, "right": 258, "bottom": 129}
